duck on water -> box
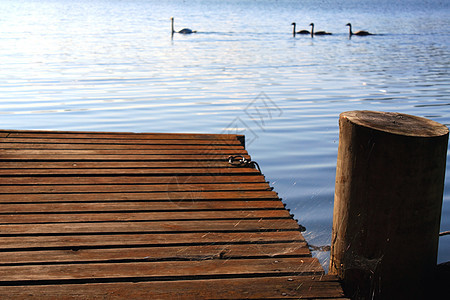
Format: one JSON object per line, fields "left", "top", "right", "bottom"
{"left": 309, "top": 23, "right": 332, "bottom": 37}
{"left": 171, "top": 17, "right": 196, "bottom": 34}
{"left": 291, "top": 22, "right": 310, "bottom": 37}
{"left": 346, "top": 23, "right": 373, "bottom": 36}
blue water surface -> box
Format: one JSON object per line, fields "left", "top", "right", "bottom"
{"left": 0, "top": 0, "right": 449, "bottom": 270}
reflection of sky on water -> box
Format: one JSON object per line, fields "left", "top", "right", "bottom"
{"left": 0, "top": 0, "right": 449, "bottom": 269}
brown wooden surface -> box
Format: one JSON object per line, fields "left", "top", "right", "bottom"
{"left": 330, "top": 111, "right": 448, "bottom": 299}
{"left": 0, "top": 129, "right": 346, "bottom": 299}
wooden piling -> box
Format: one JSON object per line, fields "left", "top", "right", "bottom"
{"left": 330, "top": 111, "right": 449, "bottom": 299}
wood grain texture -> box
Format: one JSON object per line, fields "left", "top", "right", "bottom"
{"left": 0, "top": 209, "right": 291, "bottom": 224}
{"left": 0, "top": 190, "right": 280, "bottom": 203}
{"left": 0, "top": 275, "right": 347, "bottom": 299}
{"left": 331, "top": 111, "right": 448, "bottom": 299}
{"left": 0, "top": 242, "right": 311, "bottom": 265}
{"left": 0, "top": 129, "right": 345, "bottom": 299}
{"left": 1, "top": 231, "right": 306, "bottom": 250}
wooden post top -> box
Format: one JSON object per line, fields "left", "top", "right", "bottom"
{"left": 340, "top": 110, "right": 449, "bottom": 138}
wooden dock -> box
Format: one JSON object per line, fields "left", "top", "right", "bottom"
{"left": 0, "top": 130, "right": 346, "bottom": 299}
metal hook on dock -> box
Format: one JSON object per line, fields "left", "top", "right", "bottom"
{"left": 227, "top": 155, "right": 261, "bottom": 173}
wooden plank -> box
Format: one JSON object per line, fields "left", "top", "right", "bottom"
{"left": 0, "top": 161, "right": 237, "bottom": 169}
{"left": 0, "top": 149, "right": 248, "bottom": 155}
{"left": 0, "top": 167, "right": 260, "bottom": 176}
{"left": 0, "top": 190, "right": 280, "bottom": 203}
{"left": 0, "top": 242, "right": 310, "bottom": 265}
{"left": 0, "top": 182, "right": 271, "bottom": 193}
{"left": 0, "top": 231, "right": 306, "bottom": 250}
{"left": 0, "top": 137, "right": 243, "bottom": 145}
{"left": 0, "top": 257, "right": 324, "bottom": 283}
{"left": 0, "top": 210, "right": 291, "bottom": 224}
{"left": 0, "top": 219, "right": 301, "bottom": 235}
{"left": 0, "top": 142, "right": 244, "bottom": 150}
{"left": 0, "top": 154, "right": 251, "bottom": 161}
{"left": 0, "top": 174, "right": 266, "bottom": 185}
{"left": 0, "top": 201, "right": 284, "bottom": 213}
{"left": 4, "top": 131, "right": 244, "bottom": 140}
{"left": 0, "top": 275, "right": 348, "bottom": 299}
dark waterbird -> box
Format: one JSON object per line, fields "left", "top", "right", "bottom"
{"left": 171, "top": 17, "right": 197, "bottom": 35}
{"left": 346, "top": 23, "right": 373, "bottom": 36}
{"left": 309, "top": 23, "right": 332, "bottom": 37}
{"left": 291, "top": 22, "right": 310, "bottom": 37}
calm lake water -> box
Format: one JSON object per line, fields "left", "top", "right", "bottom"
{"left": 1, "top": 0, "right": 449, "bottom": 270}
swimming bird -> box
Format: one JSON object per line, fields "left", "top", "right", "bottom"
{"left": 309, "top": 23, "right": 332, "bottom": 37}
{"left": 291, "top": 22, "right": 310, "bottom": 36}
{"left": 171, "top": 17, "right": 196, "bottom": 34}
{"left": 346, "top": 23, "right": 373, "bottom": 36}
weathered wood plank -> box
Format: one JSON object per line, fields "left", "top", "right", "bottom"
{"left": 0, "top": 149, "right": 248, "bottom": 155}
{"left": 0, "top": 242, "right": 310, "bottom": 265}
{"left": 4, "top": 131, "right": 244, "bottom": 141}
{"left": 0, "top": 210, "right": 291, "bottom": 224}
{"left": 0, "top": 161, "right": 236, "bottom": 169}
{"left": 0, "top": 275, "right": 348, "bottom": 299}
{"left": 0, "top": 143, "right": 244, "bottom": 150}
{"left": 0, "top": 137, "right": 243, "bottom": 145}
{"left": 0, "top": 167, "right": 259, "bottom": 176}
{"left": 0, "top": 174, "right": 266, "bottom": 185}
{"left": 0, "top": 231, "right": 306, "bottom": 250}
{"left": 0, "top": 201, "right": 284, "bottom": 213}
{"left": 0, "top": 219, "right": 301, "bottom": 235}
{"left": 0, "top": 190, "right": 280, "bottom": 203}
{"left": 0, "top": 154, "right": 251, "bottom": 161}
{"left": 0, "top": 182, "right": 271, "bottom": 193}
{"left": 0, "top": 257, "right": 324, "bottom": 283}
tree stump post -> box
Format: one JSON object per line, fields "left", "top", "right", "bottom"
{"left": 330, "top": 111, "right": 448, "bottom": 299}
